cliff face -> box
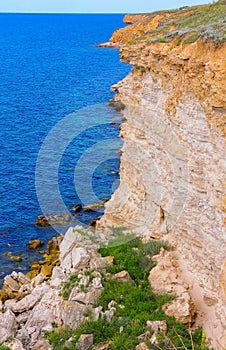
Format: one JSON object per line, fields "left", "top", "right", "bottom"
{"left": 99, "top": 5, "right": 226, "bottom": 349}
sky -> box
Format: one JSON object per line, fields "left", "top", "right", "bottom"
{"left": 0, "top": 0, "right": 209, "bottom": 14}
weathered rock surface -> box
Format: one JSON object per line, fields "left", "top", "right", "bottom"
{"left": 98, "top": 15, "right": 226, "bottom": 348}
{"left": 148, "top": 251, "right": 196, "bottom": 324}
{"left": 36, "top": 212, "right": 73, "bottom": 226}
{"left": 77, "top": 334, "right": 94, "bottom": 350}
{"left": 0, "top": 309, "right": 18, "bottom": 344}
{"left": 83, "top": 198, "right": 108, "bottom": 212}
{"left": 112, "top": 270, "right": 133, "bottom": 283}
{"left": 0, "top": 227, "right": 110, "bottom": 349}
{"left": 28, "top": 240, "right": 44, "bottom": 249}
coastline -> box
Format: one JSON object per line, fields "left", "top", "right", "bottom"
{"left": 0, "top": 4, "right": 225, "bottom": 349}
{"left": 97, "top": 5, "right": 226, "bottom": 349}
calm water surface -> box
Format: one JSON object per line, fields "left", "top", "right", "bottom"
{"left": 0, "top": 14, "right": 130, "bottom": 280}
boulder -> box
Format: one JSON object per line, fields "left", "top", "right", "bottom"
{"left": 83, "top": 198, "right": 108, "bottom": 212}
{"left": 149, "top": 249, "right": 197, "bottom": 324}
{"left": 28, "top": 240, "right": 44, "bottom": 249}
{"left": 72, "top": 204, "right": 82, "bottom": 212}
{"left": 72, "top": 247, "right": 90, "bottom": 269}
{"left": 0, "top": 309, "right": 17, "bottom": 344}
{"left": 6, "top": 284, "right": 50, "bottom": 314}
{"left": 36, "top": 212, "right": 72, "bottom": 226}
{"left": 40, "top": 265, "right": 53, "bottom": 278}
{"left": 0, "top": 273, "right": 30, "bottom": 302}
{"left": 3, "top": 252, "right": 22, "bottom": 262}
{"left": 112, "top": 270, "right": 133, "bottom": 283}
{"left": 4, "top": 339, "right": 25, "bottom": 350}
{"left": 77, "top": 334, "right": 94, "bottom": 350}
{"left": 89, "top": 217, "right": 102, "bottom": 229}
{"left": 33, "top": 340, "right": 53, "bottom": 350}
{"left": 25, "top": 289, "right": 64, "bottom": 331}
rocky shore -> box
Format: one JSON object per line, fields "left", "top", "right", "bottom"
{"left": 0, "top": 227, "right": 110, "bottom": 349}
{"left": 1, "top": 2, "right": 225, "bottom": 349}
{"left": 0, "top": 226, "right": 202, "bottom": 349}
{"left": 98, "top": 2, "right": 226, "bottom": 348}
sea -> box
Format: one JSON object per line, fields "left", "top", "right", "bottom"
{"left": 0, "top": 13, "right": 131, "bottom": 283}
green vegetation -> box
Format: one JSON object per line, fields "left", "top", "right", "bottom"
{"left": 60, "top": 273, "right": 80, "bottom": 300}
{"left": 171, "top": 0, "right": 226, "bottom": 43}
{"left": 46, "top": 236, "right": 211, "bottom": 350}
{"left": 184, "top": 33, "right": 200, "bottom": 44}
{"left": 129, "top": 0, "right": 226, "bottom": 46}
{"left": 0, "top": 346, "right": 11, "bottom": 350}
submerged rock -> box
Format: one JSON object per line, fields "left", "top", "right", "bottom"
{"left": 35, "top": 212, "right": 73, "bottom": 226}
{"left": 83, "top": 198, "right": 108, "bottom": 212}
{"left": 71, "top": 203, "right": 82, "bottom": 212}
{"left": 3, "top": 252, "right": 22, "bottom": 262}
{"left": 28, "top": 240, "right": 44, "bottom": 249}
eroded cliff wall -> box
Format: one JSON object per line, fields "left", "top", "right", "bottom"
{"left": 99, "top": 6, "right": 226, "bottom": 349}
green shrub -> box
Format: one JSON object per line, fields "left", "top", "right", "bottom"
{"left": 46, "top": 236, "right": 211, "bottom": 350}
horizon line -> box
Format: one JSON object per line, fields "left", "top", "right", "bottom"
{"left": 0, "top": 11, "right": 142, "bottom": 14}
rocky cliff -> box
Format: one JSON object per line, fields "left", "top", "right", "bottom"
{"left": 99, "top": 2, "right": 226, "bottom": 348}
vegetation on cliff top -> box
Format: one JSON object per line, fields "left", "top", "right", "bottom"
{"left": 117, "top": 0, "right": 226, "bottom": 46}
{"left": 45, "top": 236, "right": 211, "bottom": 350}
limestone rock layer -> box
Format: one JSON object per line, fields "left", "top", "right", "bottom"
{"left": 99, "top": 12, "right": 226, "bottom": 350}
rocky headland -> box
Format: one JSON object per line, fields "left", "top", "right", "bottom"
{"left": 0, "top": 1, "right": 225, "bottom": 349}
{"left": 98, "top": 1, "right": 226, "bottom": 348}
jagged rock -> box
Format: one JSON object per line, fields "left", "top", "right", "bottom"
{"left": 6, "top": 284, "right": 50, "bottom": 313}
{"left": 36, "top": 212, "right": 72, "bottom": 226}
{"left": 103, "top": 306, "right": 116, "bottom": 322}
{"left": 28, "top": 240, "right": 44, "bottom": 249}
{"left": 25, "top": 289, "right": 64, "bottom": 331}
{"left": 0, "top": 309, "right": 17, "bottom": 344}
{"left": 4, "top": 339, "right": 25, "bottom": 350}
{"left": 50, "top": 267, "right": 67, "bottom": 288}
{"left": 112, "top": 270, "right": 133, "bottom": 283}
{"left": 16, "top": 310, "right": 32, "bottom": 325}
{"left": 15, "top": 327, "right": 30, "bottom": 347}
{"left": 90, "top": 256, "right": 114, "bottom": 270}
{"left": 0, "top": 273, "right": 30, "bottom": 302}
{"left": 47, "top": 235, "right": 64, "bottom": 255}
{"left": 59, "top": 227, "right": 95, "bottom": 273}
{"left": 72, "top": 247, "right": 90, "bottom": 269}
{"left": 33, "top": 340, "right": 53, "bottom": 350}
{"left": 149, "top": 250, "right": 196, "bottom": 324}
{"left": 163, "top": 292, "right": 196, "bottom": 324}
{"left": 31, "top": 274, "right": 47, "bottom": 288}
{"left": 77, "top": 334, "right": 94, "bottom": 350}
{"left": 89, "top": 217, "right": 102, "bottom": 228}
{"left": 40, "top": 265, "right": 53, "bottom": 277}
{"left": 69, "top": 289, "right": 101, "bottom": 305}
{"left": 83, "top": 198, "right": 108, "bottom": 212}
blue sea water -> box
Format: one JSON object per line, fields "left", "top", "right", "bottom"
{"left": 0, "top": 13, "right": 130, "bottom": 281}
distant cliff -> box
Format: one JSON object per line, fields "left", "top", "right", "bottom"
{"left": 99, "top": 1, "right": 226, "bottom": 348}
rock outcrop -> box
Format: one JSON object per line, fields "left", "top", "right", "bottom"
{"left": 98, "top": 6, "right": 226, "bottom": 349}
{"left": 0, "top": 227, "right": 113, "bottom": 349}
